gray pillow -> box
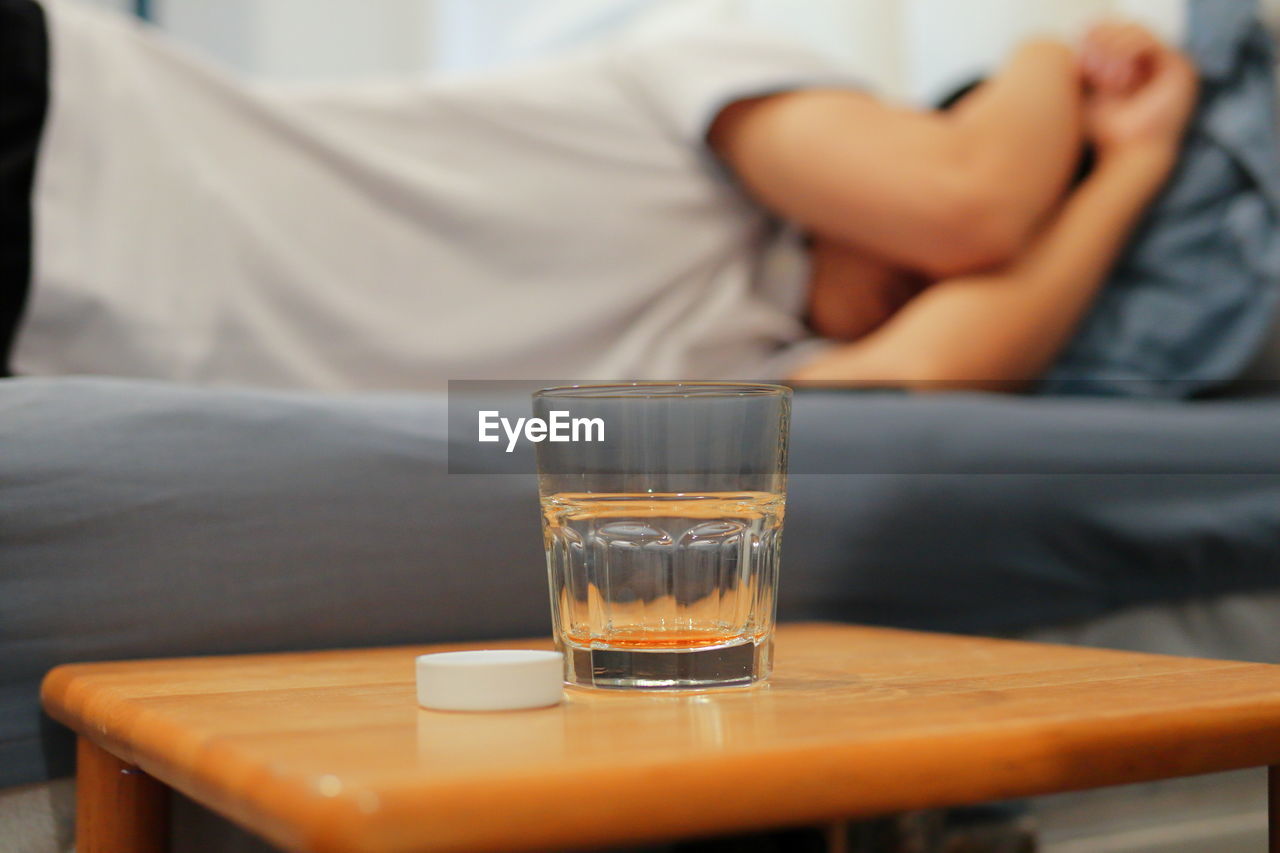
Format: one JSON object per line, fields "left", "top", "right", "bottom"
{"left": 1240, "top": 306, "right": 1280, "bottom": 381}
{"left": 1041, "top": 0, "right": 1280, "bottom": 397}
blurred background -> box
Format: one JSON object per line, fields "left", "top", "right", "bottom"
{"left": 78, "top": 0, "right": 1207, "bottom": 104}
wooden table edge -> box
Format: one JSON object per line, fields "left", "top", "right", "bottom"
{"left": 39, "top": 627, "right": 1280, "bottom": 853}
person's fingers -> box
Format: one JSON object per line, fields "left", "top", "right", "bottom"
{"left": 1109, "top": 47, "right": 1148, "bottom": 92}
{"left": 1080, "top": 40, "right": 1117, "bottom": 87}
{"left": 1088, "top": 20, "right": 1163, "bottom": 54}
{"left": 1105, "top": 59, "right": 1127, "bottom": 91}
{"left": 1147, "top": 47, "right": 1200, "bottom": 105}
{"left": 1081, "top": 42, "right": 1127, "bottom": 92}
{"left": 1082, "top": 20, "right": 1166, "bottom": 94}
{"left": 1085, "top": 50, "right": 1137, "bottom": 94}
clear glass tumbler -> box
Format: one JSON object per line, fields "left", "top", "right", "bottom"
{"left": 534, "top": 383, "right": 791, "bottom": 690}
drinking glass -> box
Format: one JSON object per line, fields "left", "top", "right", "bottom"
{"left": 534, "top": 383, "right": 791, "bottom": 690}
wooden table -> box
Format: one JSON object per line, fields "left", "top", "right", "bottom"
{"left": 42, "top": 623, "right": 1280, "bottom": 853}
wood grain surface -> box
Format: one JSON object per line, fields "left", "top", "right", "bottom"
{"left": 42, "top": 623, "right": 1280, "bottom": 853}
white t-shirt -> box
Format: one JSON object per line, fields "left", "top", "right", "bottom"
{"left": 16, "top": 0, "right": 849, "bottom": 391}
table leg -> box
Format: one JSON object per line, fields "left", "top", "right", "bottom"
{"left": 76, "top": 737, "right": 169, "bottom": 853}
{"left": 1271, "top": 766, "right": 1279, "bottom": 853}
{"left": 823, "top": 821, "right": 849, "bottom": 853}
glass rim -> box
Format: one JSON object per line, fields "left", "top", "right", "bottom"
{"left": 534, "top": 382, "right": 792, "bottom": 400}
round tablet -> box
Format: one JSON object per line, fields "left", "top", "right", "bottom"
{"left": 416, "top": 650, "right": 565, "bottom": 712}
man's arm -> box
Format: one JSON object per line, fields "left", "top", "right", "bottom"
{"left": 787, "top": 27, "right": 1199, "bottom": 391}
{"left": 787, "top": 144, "right": 1176, "bottom": 389}
{"left": 709, "top": 40, "right": 1085, "bottom": 278}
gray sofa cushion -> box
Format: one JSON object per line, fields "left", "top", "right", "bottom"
{"left": 0, "top": 378, "right": 548, "bottom": 787}
{"left": 3, "top": 377, "right": 1279, "bottom": 787}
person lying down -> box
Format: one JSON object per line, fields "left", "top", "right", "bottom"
{"left": 0, "top": 0, "right": 1198, "bottom": 392}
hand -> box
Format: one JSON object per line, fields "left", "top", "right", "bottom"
{"left": 1079, "top": 22, "right": 1199, "bottom": 158}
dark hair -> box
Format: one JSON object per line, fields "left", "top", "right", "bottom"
{"left": 937, "top": 79, "right": 986, "bottom": 111}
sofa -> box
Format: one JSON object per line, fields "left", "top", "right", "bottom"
{"left": 2, "top": 354, "right": 1280, "bottom": 851}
